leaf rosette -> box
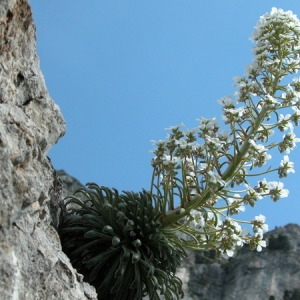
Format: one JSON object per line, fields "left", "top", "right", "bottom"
{"left": 60, "top": 183, "right": 186, "bottom": 300}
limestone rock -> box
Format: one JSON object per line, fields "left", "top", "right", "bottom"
{"left": 57, "top": 170, "right": 86, "bottom": 198}
{"left": 0, "top": 1, "right": 96, "bottom": 299}
{"left": 188, "top": 224, "right": 300, "bottom": 300}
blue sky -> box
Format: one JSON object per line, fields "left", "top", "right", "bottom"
{"left": 30, "top": 1, "right": 300, "bottom": 230}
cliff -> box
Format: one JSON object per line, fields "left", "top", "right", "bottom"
{"left": 0, "top": 1, "right": 96, "bottom": 299}
{"left": 187, "top": 223, "right": 300, "bottom": 300}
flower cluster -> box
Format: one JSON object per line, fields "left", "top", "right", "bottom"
{"left": 150, "top": 7, "right": 300, "bottom": 256}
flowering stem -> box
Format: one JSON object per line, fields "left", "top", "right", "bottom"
{"left": 152, "top": 8, "right": 300, "bottom": 254}
{"left": 161, "top": 190, "right": 211, "bottom": 227}
{"left": 161, "top": 101, "right": 272, "bottom": 227}
{"left": 222, "top": 106, "right": 269, "bottom": 182}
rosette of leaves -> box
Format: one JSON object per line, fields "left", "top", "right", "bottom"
{"left": 60, "top": 183, "right": 186, "bottom": 300}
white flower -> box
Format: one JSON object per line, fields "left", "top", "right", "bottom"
{"left": 292, "top": 106, "right": 300, "bottom": 122}
{"left": 150, "top": 139, "right": 167, "bottom": 147}
{"left": 252, "top": 214, "right": 269, "bottom": 232}
{"left": 256, "top": 239, "right": 267, "bottom": 252}
{"left": 252, "top": 214, "right": 269, "bottom": 235}
{"left": 207, "top": 211, "right": 222, "bottom": 227}
{"left": 207, "top": 170, "right": 225, "bottom": 186}
{"left": 218, "top": 96, "right": 236, "bottom": 107}
{"left": 228, "top": 218, "right": 243, "bottom": 233}
{"left": 284, "top": 132, "right": 300, "bottom": 153}
{"left": 162, "top": 155, "right": 181, "bottom": 165}
{"left": 226, "top": 249, "right": 235, "bottom": 257}
{"left": 189, "top": 209, "right": 205, "bottom": 228}
{"left": 228, "top": 194, "right": 245, "bottom": 212}
{"left": 265, "top": 94, "right": 278, "bottom": 105}
{"left": 249, "top": 139, "right": 272, "bottom": 165}
{"left": 267, "top": 181, "right": 289, "bottom": 199}
{"left": 254, "top": 214, "right": 266, "bottom": 223}
{"left": 249, "top": 140, "right": 268, "bottom": 154}
{"left": 164, "top": 123, "right": 184, "bottom": 131}
{"left": 198, "top": 117, "right": 218, "bottom": 132}
{"left": 245, "top": 184, "right": 263, "bottom": 200}
{"left": 279, "top": 132, "right": 299, "bottom": 153}
{"left": 200, "top": 162, "right": 208, "bottom": 170}
{"left": 223, "top": 107, "right": 245, "bottom": 122}
{"left": 217, "top": 130, "right": 231, "bottom": 143}
{"left": 278, "top": 114, "right": 293, "bottom": 131}
{"left": 246, "top": 61, "right": 260, "bottom": 75}
{"left": 205, "top": 135, "right": 225, "bottom": 151}
{"left": 280, "top": 155, "right": 295, "bottom": 174}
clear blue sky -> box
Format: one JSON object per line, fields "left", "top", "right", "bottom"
{"left": 30, "top": 1, "right": 300, "bottom": 230}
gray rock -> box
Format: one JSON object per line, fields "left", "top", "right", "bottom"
{"left": 57, "top": 169, "right": 86, "bottom": 198}
{"left": 187, "top": 224, "right": 300, "bottom": 300}
{"left": 0, "top": 1, "right": 96, "bottom": 299}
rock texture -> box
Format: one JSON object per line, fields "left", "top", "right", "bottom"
{"left": 188, "top": 224, "right": 300, "bottom": 300}
{"left": 0, "top": 1, "right": 96, "bottom": 299}
{"left": 57, "top": 170, "right": 85, "bottom": 198}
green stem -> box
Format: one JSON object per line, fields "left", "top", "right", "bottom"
{"left": 161, "top": 100, "right": 271, "bottom": 228}
{"left": 161, "top": 190, "right": 211, "bottom": 227}
{"left": 161, "top": 49, "right": 285, "bottom": 228}
{"left": 221, "top": 105, "right": 268, "bottom": 182}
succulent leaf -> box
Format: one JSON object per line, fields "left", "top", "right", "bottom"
{"left": 60, "top": 184, "right": 186, "bottom": 300}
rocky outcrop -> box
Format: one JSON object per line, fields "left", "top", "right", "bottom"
{"left": 0, "top": 1, "right": 96, "bottom": 299}
{"left": 57, "top": 170, "right": 85, "bottom": 198}
{"left": 188, "top": 224, "right": 300, "bottom": 300}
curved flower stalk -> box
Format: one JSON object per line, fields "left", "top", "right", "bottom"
{"left": 151, "top": 8, "right": 300, "bottom": 256}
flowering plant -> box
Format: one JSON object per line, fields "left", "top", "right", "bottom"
{"left": 150, "top": 7, "right": 300, "bottom": 256}
{"left": 60, "top": 8, "right": 300, "bottom": 300}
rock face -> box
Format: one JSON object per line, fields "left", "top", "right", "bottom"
{"left": 57, "top": 170, "right": 85, "bottom": 198}
{"left": 0, "top": 1, "right": 96, "bottom": 299}
{"left": 188, "top": 224, "right": 300, "bottom": 300}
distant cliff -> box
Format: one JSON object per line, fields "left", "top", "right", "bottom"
{"left": 186, "top": 223, "right": 300, "bottom": 300}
